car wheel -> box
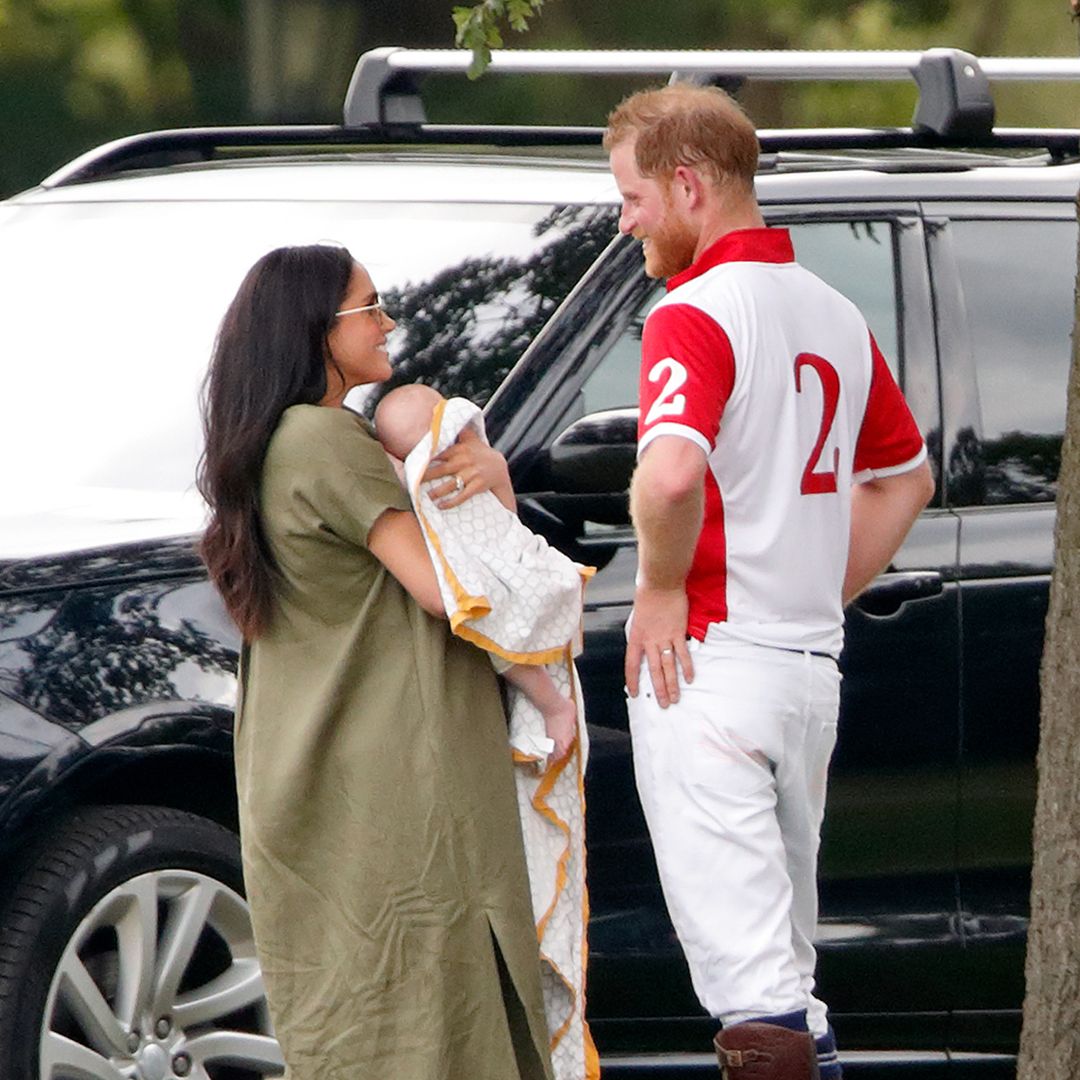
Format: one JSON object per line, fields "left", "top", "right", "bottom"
{"left": 0, "top": 804, "right": 284, "bottom": 1079}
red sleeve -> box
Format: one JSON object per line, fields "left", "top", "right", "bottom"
{"left": 853, "top": 333, "right": 926, "bottom": 475}
{"left": 638, "top": 302, "right": 735, "bottom": 452}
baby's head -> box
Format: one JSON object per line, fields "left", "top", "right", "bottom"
{"left": 374, "top": 384, "right": 446, "bottom": 460}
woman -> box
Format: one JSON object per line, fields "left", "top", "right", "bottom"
{"left": 198, "top": 244, "right": 555, "bottom": 1080}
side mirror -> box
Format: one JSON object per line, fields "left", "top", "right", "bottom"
{"left": 545, "top": 408, "right": 637, "bottom": 495}
{"left": 522, "top": 408, "right": 637, "bottom": 529}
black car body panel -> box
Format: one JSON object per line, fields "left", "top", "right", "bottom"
{"left": 0, "top": 556, "right": 241, "bottom": 862}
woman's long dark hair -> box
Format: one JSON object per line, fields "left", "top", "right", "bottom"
{"left": 198, "top": 244, "right": 354, "bottom": 639}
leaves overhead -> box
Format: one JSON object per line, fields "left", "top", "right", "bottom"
{"left": 452, "top": 0, "right": 544, "bottom": 78}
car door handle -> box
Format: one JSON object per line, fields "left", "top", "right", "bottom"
{"left": 853, "top": 571, "right": 944, "bottom": 617}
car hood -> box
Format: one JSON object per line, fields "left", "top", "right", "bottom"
{"left": 0, "top": 538, "right": 205, "bottom": 595}
{"left": 1, "top": 488, "right": 206, "bottom": 561}
{"left": 0, "top": 503, "right": 206, "bottom": 594}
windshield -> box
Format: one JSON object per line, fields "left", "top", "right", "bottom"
{"left": 0, "top": 196, "right": 615, "bottom": 557}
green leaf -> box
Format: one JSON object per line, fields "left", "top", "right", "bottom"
{"left": 451, "top": 7, "right": 475, "bottom": 33}
{"left": 467, "top": 43, "right": 492, "bottom": 79}
{"left": 507, "top": 0, "right": 540, "bottom": 31}
{"left": 452, "top": 0, "right": 546, "bottom": 79}
{"left": 453, "top": 5, "right": 488, "bottom": 52}
{"left": 506, "top": 0, "right": 529, "bottom": 31}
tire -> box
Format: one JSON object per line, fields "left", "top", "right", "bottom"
{"left": 0, "top": 804, "right": 284, "bottom": 1079}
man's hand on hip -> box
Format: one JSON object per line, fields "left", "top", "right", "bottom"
{"left": 625, "top": 585, "right": 694, "bottom": 708}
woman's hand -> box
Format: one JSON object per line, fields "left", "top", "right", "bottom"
{"left": 423, "top": 428, "right": 516, "bottom": 511}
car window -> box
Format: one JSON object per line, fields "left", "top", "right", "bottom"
{"left": 0, "top": 197, "right": 607, "bottom": 555}
{"left": 375, "top": 204, "right": 618, "bottom": 409}
{"left": 788, "top": 220, "right": 898, "bottom": 368}
{"left": 579, "top": 288, "right": 659, "bottom": 415}
{"left": 576, "top": 219, "right": 900, "bottom": 419}
{"left": 949, "top": 218, "right": 1077, "bottom": 505}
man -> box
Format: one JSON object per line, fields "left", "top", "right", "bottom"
{"left": 605, "top": 84, "right": 934, "bottom": 1079}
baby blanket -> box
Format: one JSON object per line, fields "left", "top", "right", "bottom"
{"left": 403, "top": 395, "right": 599, "bottom": 1080}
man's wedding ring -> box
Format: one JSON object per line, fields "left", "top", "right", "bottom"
{"left": 452, "top": 474, "right": 464, "bottom": 494}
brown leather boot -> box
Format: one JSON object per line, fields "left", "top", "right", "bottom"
{"left": 714, "top": 1022, "right": 821, "bottom": 1079}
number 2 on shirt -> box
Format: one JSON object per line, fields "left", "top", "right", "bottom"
{"left": 794, "top": 353, "right": 840, "bottom": 495}
{"left": 644, "top": 358, "right": 688, "bottom": 427}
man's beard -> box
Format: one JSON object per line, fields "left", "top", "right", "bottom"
{"left": 642, "top": 203, "right": 698, "bottom": 280}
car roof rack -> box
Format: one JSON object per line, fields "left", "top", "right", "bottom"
{"left": 40, "top": 47, "right": 1080, "bottom": 188}
{"left": 346, "top": 46, "right": 1080, "bottom": 137}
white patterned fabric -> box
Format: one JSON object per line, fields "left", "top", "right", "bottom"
{"left": 403, "top": 396, "right": 598, "bottom": 1080}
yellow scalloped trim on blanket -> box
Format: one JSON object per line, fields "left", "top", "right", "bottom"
{"left": 526, "top": 646, "right": 598, "bottom": 1071}
{"left": 511, "top": 748, "right": 546, "bottom": 770}
{"left": 411, "top": 398, "right": 494, "bottom": 627}
{"left": 452, "top": 564, "right": 595, "bottom": 664}
{"left": 532, "top": 745, "right": 572, "bottom": 940}
{"left": 453, "top": 623, "right": 570, "bottom": 666}
{"left": 534, "top": 740, "right": 576, "bottom": 1049}
{"left": 572, "top": 651, "right": 600, "bottom": 1080}
{"left": 530, "top": 655, "right": 598, "bottom": 1072}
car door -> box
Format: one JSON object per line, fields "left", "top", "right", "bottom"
{"left": 494, "top": 205, "right": 962, "bottom": 1051}
{"left": 782, "top": 210, "right": 961, "bottom": 1049}
{"left": 927, "top": 205, "right": 1078, "bottom": 1054}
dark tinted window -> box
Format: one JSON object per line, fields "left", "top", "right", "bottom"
{"left": 951, "top": 218, "right": 1077, "bottom": 504}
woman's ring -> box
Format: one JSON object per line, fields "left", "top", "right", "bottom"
{"left": 661, "top": 647, "right": 674, "bottom": 656}
{"left": 452, "top": 474, "right": 465, "bottom": 494}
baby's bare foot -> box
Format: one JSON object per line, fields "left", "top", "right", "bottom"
{"left": 543, "top": 695, "right": 577, "bottom": 764}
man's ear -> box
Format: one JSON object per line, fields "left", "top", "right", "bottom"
{"left": 671, "top": 164, "right": 709, "bottom": 211}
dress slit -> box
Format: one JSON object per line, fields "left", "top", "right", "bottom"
{"left": 490, "top": 922, "right": 549, "bottom": 1080}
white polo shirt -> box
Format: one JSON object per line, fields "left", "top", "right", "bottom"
{"left": 637, "top": 227, "right": 927, "bottom": 656}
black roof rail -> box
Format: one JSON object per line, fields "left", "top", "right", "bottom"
{"left": 38, "top": 124, "right": 1080, "bottom": 190}
{"left": 756, "top": 127, "right": 1080, "bottom": 158}
{"left": 43, "top": 126, "right": 345, "bottom": 188}
{"left": 344, "top": 46, "right": 1080, "bottom": 139}
{"left": 39, "top": 124, "right": 606, "bottom": 188}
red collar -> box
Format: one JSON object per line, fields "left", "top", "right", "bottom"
{"left": 667, "top": 228, "right": 794, "bottom": 292}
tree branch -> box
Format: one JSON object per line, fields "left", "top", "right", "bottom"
{"left": 452, "top": 0, "right": 545, "bottom": 78}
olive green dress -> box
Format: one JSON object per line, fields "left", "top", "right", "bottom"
{"left": 235, "top": 404, "right": 555, "bottom": 1080}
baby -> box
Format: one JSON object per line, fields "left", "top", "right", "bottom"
{"left": 374, "top": 383, "right": 578, "bottom": 764}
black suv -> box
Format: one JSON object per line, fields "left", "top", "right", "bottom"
{"left": 1, "top": 46, "right": 1077, "bottom": 1079}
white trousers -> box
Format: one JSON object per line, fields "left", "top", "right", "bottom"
{"left": 627, "top": 634, "right": 840, "bottom": 1037}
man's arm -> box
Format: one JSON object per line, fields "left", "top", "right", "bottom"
{"left": 626, "top": 435, "right": 707, "bottom": 707}
{"left": 844, "top": 461, "right": 935, "bottom": 605}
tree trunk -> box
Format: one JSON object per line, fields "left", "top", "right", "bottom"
{"left": 1016, "top": 192, "right": 1080, "bottom": 1078}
